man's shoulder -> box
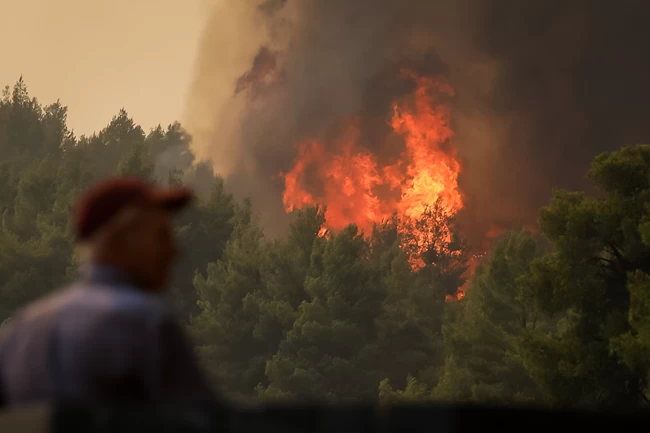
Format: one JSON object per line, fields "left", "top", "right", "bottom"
{"left": 75, "top": 283, "right": 175, "bottom": 330}
{"left": 0, "top": 287, "right": 82, "bottom": 354}
{"left": 4, "top": 286, "right": 83, "bottom": 328}
{"left": 5, "top": 283, "right": 171, "bottom": 337}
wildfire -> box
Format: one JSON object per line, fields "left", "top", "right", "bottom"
{"left": 282, "top": 70, "right": 463, "bottom": 240}
{"left": 445, "top": 252, "right": 486, "bottom": 302}
{"left": 446, "top": 292, "right": 466, "bottom": 302}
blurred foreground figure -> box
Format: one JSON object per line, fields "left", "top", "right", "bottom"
{"left": 0, "top": 178, "right": 216, "bottom": 410}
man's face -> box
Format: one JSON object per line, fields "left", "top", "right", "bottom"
{"left": 118, "top": 206, "right": 178, "bottom": 292}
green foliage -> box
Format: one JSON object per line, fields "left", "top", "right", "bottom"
{"left": 172, "top": 176, "right": 236, "bottom": 320}
{"left": 379, "top": 375, "right": 430, "bottom": 404}
{"left": 191, "top": 204, "right": 470, "bottom": 402}
{"left": 521, "top": 144, "right": 650, "bottom": 408}
{"left": 432, "top": 231, "right": 545, "bottom": 404}
{"left": 0, "top": 79, "right": 229, "bottom": 324}
{"left": 192, "top": 200, "right": 276, "bottom": 401}
{"left": 262, "top": 224, "right": 385, "bottom": 401}
{"left": 4, "top": 79, "right": 650, "bottom": 410}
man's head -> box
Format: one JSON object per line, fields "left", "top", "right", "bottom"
{"left": 74, "top": 178, "right": 193, "bottom": 292}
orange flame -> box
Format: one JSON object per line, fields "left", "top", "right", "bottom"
{"left": 449, "top": 252, "right": 486, "bottom": 302}
{"left": 389, "top": 71, "right": 462, "bottom": 220}
{"left": 446, "top": 291, "right": 466, "bottom": 302}
{"left": 282, "top": 70, "right": 463, "bottom": 244}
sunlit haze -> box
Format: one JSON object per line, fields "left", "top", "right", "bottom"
{"left": 0, "top": 0, "right": 207, "bottom": 136}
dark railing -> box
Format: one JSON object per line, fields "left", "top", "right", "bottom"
{"left": 2, "top": 402, "right": 650, "bottom": 432}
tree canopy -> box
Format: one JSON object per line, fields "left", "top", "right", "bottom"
{"left": 2, "top": 79, "right": 650, "bottom": 409}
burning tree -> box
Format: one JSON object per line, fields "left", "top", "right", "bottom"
{"left": 282, "top": 70, "right": 462, "bottom": 235}
{"left": 399, "top": 200, "right": 470, "bottom": 300}
{"left": 280, "top": 70, "right": 470, "bottom": 299}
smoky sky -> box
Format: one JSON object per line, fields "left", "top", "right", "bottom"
{"left": 186, "top": 0, "right": 650, "bottom": 243}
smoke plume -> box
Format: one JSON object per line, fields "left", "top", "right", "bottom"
{"left": 185, "top": 0, "right": 650, "bottom": 244}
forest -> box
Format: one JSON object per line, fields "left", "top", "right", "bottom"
{"left": 1, "top": 79, "right": 650, "bottom": 409}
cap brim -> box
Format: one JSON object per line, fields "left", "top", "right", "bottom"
{"left": 150, "top": 187, "right": 194, "bottom": 211}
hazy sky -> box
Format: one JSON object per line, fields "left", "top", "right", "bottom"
{"left": 0, "top": 0, "right": 208, "bottom": 136}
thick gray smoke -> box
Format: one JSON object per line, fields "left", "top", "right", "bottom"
{"left": 186, "top": 0, "right": 650, "bottom": 244}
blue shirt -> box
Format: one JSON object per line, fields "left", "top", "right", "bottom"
{"left": 0, "top": 264, "right": 215, "bottom": 408}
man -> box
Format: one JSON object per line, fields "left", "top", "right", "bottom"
{"left": 0, "top": 177, "right": 216, "bottom": 410}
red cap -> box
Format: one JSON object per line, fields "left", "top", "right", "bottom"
{"left": 74, "top": 177, "right": 193, "bottom": 241}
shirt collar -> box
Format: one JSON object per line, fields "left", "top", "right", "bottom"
{"left": 78, "top": 264, "right": 172, "bottom": 305}
{"left": 79, "top": 263, "right": 140, "bottom": 288}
